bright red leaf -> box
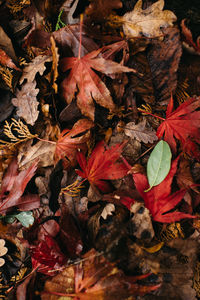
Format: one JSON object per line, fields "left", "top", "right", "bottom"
{"left": 60, "top": 41, "right": 137, "bottom": 120}
{"left": 55, "top": 119, "right": 94, "bottom": 168}
{"left": 156, "top": 95, "right": 200, "bottom": 159}
{"left": 0, "top": 158, "right": 40, "bottom": 214}
{"left": 123, "top": 157, "right": 196, "bottom": 223}
{"left": 76, "top": 141, "right": 128, "bottom": 192}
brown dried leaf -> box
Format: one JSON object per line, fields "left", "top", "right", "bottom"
{"left": 147, "top": 27, "right": 182, "bottom": 104}
{"left": 50, "top": 37, "right": 59, "bottom": 93}
{"left": 18, "top": 139, "right": 56, "bottom": 169}
{"left": 122, "top": 0, "right": 176, "bottom": 38}
{"left": 124, "top": 118, "right": 158, "bottom": 143}
{"left": 0, "top": 26, "right": 18, "bottom": 64}
{"left": 177, "top": 157, "right": 199, "bottom": 193}
{"left": 19, "top": 55, "right": 52, "bottom": 85}
{"left": 12, "top": 81, "right": 39, "bottom": 126}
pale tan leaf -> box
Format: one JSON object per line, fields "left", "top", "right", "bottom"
{"left": 12, "top": 81, "right": 39, "bottom": 126}
{"left": 17, "top": 139, "right": 56, "bottom": 169}
{"left": 19, "top": 55, "right": 52, "bottom": 85}
{"left": 122, "top": 0, "right": 177, "bottom": 38}
{"left": 124, "top": 118, "right": 158, "bottom": 143}
{"left": 101, "top": 204, "right": 115, "bottom": 220}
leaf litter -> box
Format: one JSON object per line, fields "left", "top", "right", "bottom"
{"left": 0, "top": 0, "right": 200, "bottom": 299}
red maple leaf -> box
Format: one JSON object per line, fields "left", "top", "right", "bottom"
{"left": 55, "top": 119, "right": 94, "bottom": 168}
{"left": 123, "top": 157, "right": 196, "bottom": 223}
{"left": 156, "top": 95, "right": 200, "bottom": 159}
{"left": 60, "top": 40, "right": 137, "bottom": 120}
{"left": 76, "top": 141, "right": 128, "bottom": 192}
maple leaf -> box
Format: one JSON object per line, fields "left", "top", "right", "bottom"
{"left": 0, "top": 158, "right": 40, "bottom": 214}
{"left": 156, "top": 95, "right": 200, "bottom": 159}
{"left": 55, "top": 119, "right": 94, "bottom": 168}
{"left": 122, "top": 0, "right": 177, "bottom": 38}
{"left": 42, "top": 248, "right": 160, "bottom": 300}
{"left": 60, "top": 41, "right": 137, "bottom": 120}
{"left": 76, "top": 140, "right": 128, "bottom": 192}
{"left": 129, "top": 157, "right": 196, "bottom": 223}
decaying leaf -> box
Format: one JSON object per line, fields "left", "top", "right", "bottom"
{"left": 61, "top": 41, "right": 137, "bottom": 120}
{"left": 18, "top": 139, "right": 56, "bottom": 169}
{"left": 42, "top": 248, "right": 160, "bottom": 300}
{"left": 122, "top": 0, "right": 177, "bottom": 38}
{"left": 181, "top": 19, "right": 200, "bottom": 55}
{"left": 55, "top": 119, "right": 94, "bottom": 168}
{"left": 124, "top": 118, "right": 158, "bottom": 143}
{"left": 12, "top": 81, "right": 39, "bottom": 126}
{"left": 19, "top": 55, "right": 52, "bottom": 85}
{"left": 76, "top": 140, "right": 128, "bottom": 192}
{"left": 147, "top": 27, "right": 182, "bottom": 104}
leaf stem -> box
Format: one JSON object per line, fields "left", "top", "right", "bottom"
{"left": 138, "top": 110, "right": 165, "bottom": 121}
{"left": 36, "top": 137, "right": 56, "bottom": 145}
{"left": 78, "top": 14, "right": 84, "bottom": 59}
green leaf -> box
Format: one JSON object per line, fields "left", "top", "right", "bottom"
{"left": 146, "top": 140, "right": 172, "bottom": 191}
{"left": 15, "top": 211, "right": 34, "bottom": 228}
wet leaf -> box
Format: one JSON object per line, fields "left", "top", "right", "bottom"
{"left": 146, "top": 140, "right": 172, "bottom": 191}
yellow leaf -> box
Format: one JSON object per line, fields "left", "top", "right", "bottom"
{"left": 142, "top": 242, "right": 164, "bottom": 253}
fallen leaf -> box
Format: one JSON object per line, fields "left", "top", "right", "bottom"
{"left": 60, "top": 41, "right": 137, "bottom": 120}
{"left": 0, "top": 26, "right": 18, "bottom": 64}
{"left": 30, "top": 234, "right": 67, "bottom": 276}
{"left": 42, "top": 248, "right": 160, "bottom": 300}
{"left": 76, "top": 140, "right": 128, "bottom": 192}
{"left": 18, "top": 139, "right": 56, "bottom": 169}
{"left": 12, "top": 81, "right": 39, "bottom": 126}
{"left": 176, "top": 157, "right": 199, "bottom": 193}
{"left": 101, "top": 203, "right": 115, "bottom": 220}
{"left": 122, "top": 0, "right": 177, "bottom": 38}
{"left": 0, "top": 49, "right": 20, "bottom": 71}
{"left": 123, "top": 157, "right": 196, "bottom": 223}
{"left": 55, "top": 119, "right": 94, "bottom": 168}
{"left": 124, "top": 118, "right": 158, "bottom": 143}
{"left": 19, "top": 55, "right": 52, "bottom": 85}
{"left": 181, "top": 19, "right": 200, "bottom": 55}
{"left": 156, "top": 95, "right": 200, "bottom": 158}
{"left": 50, "top": 37, "right": 59, "bottom": 93}
{"left": 146, "top": 140, "right": 172, "bottom": 190}
{"left": 147, "top": 27, "right": 182, "bottom": 104}
{"left": 0, "top": 158, "right": 39, "bottom": 214}
{"left": 53, "top": 24, "right": 98, "bottom": 57}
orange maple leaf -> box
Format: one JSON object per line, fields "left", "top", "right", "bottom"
{"left": 60, "top": 41, "right": 137, "bottom": 120}
{"left": 76, "top": 140, "right": 128, "bottom": 192}
{"left": 55, "top": 119, "right": 94, "bottom": 168}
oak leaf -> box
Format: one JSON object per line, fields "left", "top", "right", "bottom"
{"left": 42, "top": 248, "right": 160, "bottom": 300}
{"left": 55, "top": 119, "right": 94, "bottom": 168}
{"left": 131, "top": 157, "right": 196, "bottom": 223}
{"left": 124, "top": 118, "right": 158, "bottom": 143}
{"left": 19, "top": 55, "right": 52, "bottom": 85}
{"left": 60, "top": 41, "right": 137, "bottom": 120}
{"left": 156, "top": 95, "right": 200, "bottom": 159}
{"left": 76, "top": 140, "right": 128, "bottom": 192}
{"left": 0, "top": 158, "right": 39, "bottom": 214}
{"left": 12, "top": 80, "right": 39, "bottom": 126}
{"left": 122, "top": 0, "right": 177, "bottom": 38}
